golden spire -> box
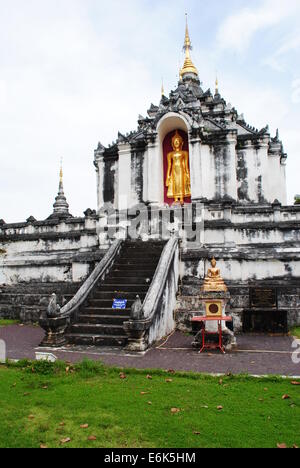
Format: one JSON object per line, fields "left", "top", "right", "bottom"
{"left": 180, "top": 14, "right": 198, "bottom": 78}
{"left": 215, "top": 76, "right": 219, "bottom": 94}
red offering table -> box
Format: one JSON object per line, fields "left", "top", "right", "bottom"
{"left": 191, "top": 316, "right": 233, "bottom": 354}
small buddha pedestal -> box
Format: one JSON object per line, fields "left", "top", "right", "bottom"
{"left": 192, "top": 259, "right": 236, "bottom": 351}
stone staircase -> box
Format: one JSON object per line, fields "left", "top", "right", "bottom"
{"left": 66, "top": 241, "right": 166, "bottom": 347}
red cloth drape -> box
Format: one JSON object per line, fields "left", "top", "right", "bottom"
{"left": 163, "top": 129, "right": 191, "bottom": 205}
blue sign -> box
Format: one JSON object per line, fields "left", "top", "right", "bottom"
{"left": 112, "top": 299, "right": 128, "bottom": 310}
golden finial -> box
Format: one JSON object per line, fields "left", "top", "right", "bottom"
{"left": 215, "top": 76, "right": 219, "bottom": 94}
{"left": 59, "top": 157, "right": 63, "bottom": 184}
{"left": 180, "top": 14, "right": 198, "bottom": 78}
{"left": 184, "top": 13, "right": 191, "bottom": 49}
{"left": 161, "top": 78, "right": 165, "bottom": 97}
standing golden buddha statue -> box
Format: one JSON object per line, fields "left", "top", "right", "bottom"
{"left": 166, "top": 130, "right": 191, "bottom": 205}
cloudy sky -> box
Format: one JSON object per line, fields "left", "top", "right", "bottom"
{"left": 0, "top": 0, "right": 299, "bottom": 222}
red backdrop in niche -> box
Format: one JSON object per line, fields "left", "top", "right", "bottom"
{"left": 163, "top": 129, "right": 191, "bottom": 205}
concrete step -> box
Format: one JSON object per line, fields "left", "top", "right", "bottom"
{"left": 113, "top": 263, "right": 158, "bottom": 270}
{"left": 122, "top": 246, "right": 165, "bottom": 254}
{"left": 96, "top": 285, "right": 149, "bottom": 293}
{"left": 116, "top": 258, "right": 159, "bottom": 266}
{"left": 69, "top": 323, "right": 126, "bottom": 336}
{"left": 78, "top": 314, "right": 129, "bottom": 325}
{"left": 66, "top": 333, "right": 127, "bottom": 347}
{"left": 120, "top": 244, "right": 164, "bottom": 252}
{"left": 118, "top": 255, "right": 161, "bottom": 263}
{"left": 104, "top": 276, "right": 153, "bottom": 285}
{"left": 119, "top": 247, "right": 162, "bottom": 258}
{"left": 92, "top": 291, "right": 146, "bottom": 300}
{"left": 80, "top": 307, "right": 132, "bottom": 317}
{"left": 88, "top": 298, "right": 135, "bottom": 308}
{"left": 109, "top": 269, "right": 156, "bottom": 278}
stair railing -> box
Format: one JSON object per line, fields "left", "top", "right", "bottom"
{"left": 61, "top": 239, "right": 122, "bottom": 319}
{"left": 39, "top": 239, "right": 123, "bottom": 347}
{"left": 124, "top": 237, "right": 179, "bottom": 352}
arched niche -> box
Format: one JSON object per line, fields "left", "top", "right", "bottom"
{"left": 156, "top": 113, "right": 192, "bottom": 205}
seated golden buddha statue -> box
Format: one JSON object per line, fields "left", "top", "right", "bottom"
{"left": 166, "top": 130, "right": 191, "bottom": 205}
{"left": 202, "top": 258, "right": 228, "bottom": 293}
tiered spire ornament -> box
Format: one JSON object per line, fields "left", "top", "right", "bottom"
{"left": 180, "top": 15, "right": 199, "bottom": 78}
{"left": 49, "top": 159, "right": 72, "bottom": 219}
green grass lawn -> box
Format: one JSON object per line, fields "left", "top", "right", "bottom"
{"left": 291, "top": 327, "right": 300, "bottom": 339}
{"left": 0, "top": 360, "right": 299, "bottom": 449}
{"left": 0, "top": 319, "right": 19, "bottom": 327}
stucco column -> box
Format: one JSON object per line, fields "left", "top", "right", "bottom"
{"left": 95, "top": 155, "right": 105, "bottom": 213}
{"left": 226, "top": 131, "right": 238, "bottom": 202}
{"left": 257, "top": 137, "right": 270, "bottom": 203}
{"left": 189, "top": 136, "right": 203, "bottom": 200}
{"left": 279, "top": 158, "right": 288, "bottom": 206}
{"left": 118, "top": 143, "right": 132, "bottom": 210}
{"left": 145, "top": 137, "right": 162, "bottom": 205}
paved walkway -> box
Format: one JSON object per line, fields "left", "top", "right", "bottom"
{"left": 1, "top": 324, "right": 299, "bottom": 377}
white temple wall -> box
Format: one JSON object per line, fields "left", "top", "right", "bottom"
{"left": 145, "top": 141, "right": 162, "bottom": 205}
{"left": 96, "top": 156, "right": 105, "bottom": 212}
{"left": 280, "top": 162, "right": 288, "bottom": 205}
{"left": 0, "top": 246, "right": 98, "bottom": 285}
{"left": 189, "top": 138, "right": 203, "bottom": 200}
{"left": 212, "top": 137, "right": 238, "bottom": 201}
{"left": 0, "top": 217, "right": 99, "bottom": 286}
{"left": 72, "top": 263, "right": 90, "bottom": 283}
{"left": 194, "top": 144, "right": 215, "bottom": 200}
{"left": 258, "top": 142, "right": 279, "bottom": 203}
{"left": 203, "top": 229, "right": 226, "bottom": 245}
{"left": 237, "top": 145, "right": 261, "bottom": 203}
{"left": 142, "top": 144, "right": 149, "bottom": 203}
{"left": 266, "top": 154, "right": 287, "bottom": 205}
{"left": 0, "top": 260, "right": 91, "bottom": 285}
{"left": 0, "top": 239, "right": 82, "bottom": 256}
{"left": 229, "top": 139, "right": 287, "bottom": 205}
{"left": 257, "top": 142, "right": 269, "bottom": 203}
{"left": 0, "top": 230, "right": 100, "bottom": 256}
{"left": 203, "top": 227, "right": 298, "bottom": 245}
{"left": 183, "top": 258, "right": 300, "bottom": 282}
{"left": 226, "top": 133, "right": 238, "bottom": 201}
{"left": 1, "top": 264, "right": 73, "bottom": 285}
